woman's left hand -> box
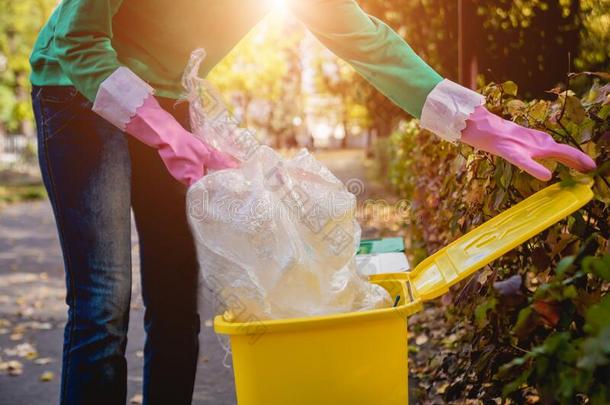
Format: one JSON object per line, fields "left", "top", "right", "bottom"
{"left": 461, "top": 105, "right": 596, "bottom": 181}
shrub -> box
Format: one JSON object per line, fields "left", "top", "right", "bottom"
{"left": 385, "top": 76, "right": 610, "bottom": 403}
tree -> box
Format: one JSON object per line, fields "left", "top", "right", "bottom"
{"left": 474, "top": 0, "right": 582, "bottom": 97}
{"left": 311, "top": 51, "right": 372, "bottom": 148}
{"left": 357, "top": 0, "right": 608, "bottom": 97}
{"left": 575, "top": 0, "right": 610, "bottom": 72}
{"left": 206, "top": 9, "right": 305, "bottom": 148}
{"left": 0, "top": 0, "right": 55, "bottom": 136}
{"left": 306, "top": 0, "right": 458, "bottom": 143}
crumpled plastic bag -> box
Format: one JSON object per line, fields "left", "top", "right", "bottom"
{"left": 184, "top": 49, "right": 391, "bottom": 321}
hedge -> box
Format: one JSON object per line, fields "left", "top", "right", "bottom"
{"left": 383, "top": 75, "right": 609, "bottom": 403}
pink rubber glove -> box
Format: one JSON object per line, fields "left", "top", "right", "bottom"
{"left": 461, "top": 106, "right": 596, "bottom": 181}
{"left": 125, "top": 95, "right": 237, "bottom": 185}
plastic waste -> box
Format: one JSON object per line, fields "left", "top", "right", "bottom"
{"left": 184, "top": 49, "right": 391, "bottom": 321}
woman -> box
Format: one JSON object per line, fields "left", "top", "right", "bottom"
{"left": 29, "top": 0, "right": 595, "bottom": 404}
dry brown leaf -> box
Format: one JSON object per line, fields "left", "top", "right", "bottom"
{"left": 436, "top": 382, "right": 449, "bottom": 394}
{"left": 34, "top": 357, "right": 53, "bottom": 365}
{"left": 40, "top": 371, "right": 54, "bottom": 382}
{"left": 2, "top": 360, "right": 23, "bottom": 376}
{"left": 130, "top": 394, "right": 143, "bottom": 404}
{"left": 526, "top": 394, "right": 540, "bottom": 404}
{"left": 532, "top": 300, "right": 560, "bottom": 327}
{"left": 415, "top": 335, "right": 429, "bottom": 345}
{"left": 4, "top": 342, "right": 37, "bottom": 359}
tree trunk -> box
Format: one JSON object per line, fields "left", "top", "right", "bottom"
{"left": 242, "top": 96, "right": 251, "bottom": 128}
{"left": 458, "top": 0, "right": 479, "bottom": 89}
{"left": 341, "top": 108, "right": 349, "bottom": 149}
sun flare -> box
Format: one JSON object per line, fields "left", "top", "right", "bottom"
{"left": 271, "top": 0, "right": 286, "bottom": 10}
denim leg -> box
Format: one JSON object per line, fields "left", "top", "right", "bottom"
{"left": 32, "top": 86, "right": 133, "bottom": 405}
{"left": 129, "top": 99, "right": 200, "bottom": 405}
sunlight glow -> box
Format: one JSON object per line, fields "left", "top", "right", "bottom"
{"left": 271, "top": 0, "right": 286, "bottom": 10}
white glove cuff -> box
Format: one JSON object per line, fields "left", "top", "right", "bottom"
{"left": 419, "top": 79, "right": 485, "bottom": 143}
{"left": 92, "top": 67, "right": 154, "bottom": 131}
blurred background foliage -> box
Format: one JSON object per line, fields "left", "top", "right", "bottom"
{"left": 0, "top": 0, "right": 54, "bottom": 135}
{"left": 0, "top": 0, "right": 608, "bottom": 141}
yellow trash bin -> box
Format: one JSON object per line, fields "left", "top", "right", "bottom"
{"left": 214, "top": 182, "right": 593, "bottom": 405}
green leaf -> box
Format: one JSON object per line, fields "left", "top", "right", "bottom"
{"left": 583, "top": 294, "right": 610, "bottom": 335}
{"left": 561, "top": 95, "right": 586, "bottom": 124}
{"left": 512, "top": 307, "right": 536, "bottom": 338}
{"left": 540, "top": 331, "right": 571, "bottom": 354}
{"left": 506, "top": 99, "right": 527, "bottom": 117}
{"left": 582, "top": 254, "right": 610, "bottom": 281}
{"left": 569, "top": 211, "right": 587, "bottom": 238}
{"left": 577, "top": 326, "right": 610, "bottom": 370}
{"left": 502, "top": 367, "right": 531, "bottom": 397}
{"left": 501, "top": 81, "right": 519, "bottom": 97}
{"left": 528, "top": 100, "right": 550, "bottom": 123}
{"left": 555, "top": 256, "right": 576, "bottom": 276}
{"left": 562, "top": 285, "right": 578, "bottom": 300}
{"left": 474, "top": 297, "right": 497, "bottom": 328}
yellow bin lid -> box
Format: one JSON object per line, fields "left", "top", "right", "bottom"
{"left": 371, "top": 181, "right": 594, "bottom": 303}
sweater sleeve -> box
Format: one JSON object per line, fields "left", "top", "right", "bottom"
{"left": 286, "top": 0, "right": 443, "bottom": 119}
{"left": 53, "top": 0, "right": 124, "bottom": 101}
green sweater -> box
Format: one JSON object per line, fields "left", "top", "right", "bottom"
{"left": 30, "top": 0, "right": 443, "bottom": 118}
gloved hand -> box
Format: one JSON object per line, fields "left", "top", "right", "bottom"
{"left": 125, "top": 95, "right": 237, "bottom": 185}
{"left": 461, "top": 105, "right": 596, "bottom": 181}
{"left": 92, "top": 67, "right": 237, "bottom": 186}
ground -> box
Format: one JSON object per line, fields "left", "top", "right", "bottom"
{"left": 0, "top": 198, "right": 236, "bottom": 405}
{"left": 0, "top": 149, "right": 416, "bottom": 405}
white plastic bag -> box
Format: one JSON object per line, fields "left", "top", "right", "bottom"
{"left": 184, "top": 50, "right": 391, "bottom": 321}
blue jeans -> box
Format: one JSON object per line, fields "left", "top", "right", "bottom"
{"left": 31, "top": 86, "right": 200, "bottom": 405}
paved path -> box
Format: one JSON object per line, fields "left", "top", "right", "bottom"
{"left": 0, "top": 200, "right": 236, "bottom": 405}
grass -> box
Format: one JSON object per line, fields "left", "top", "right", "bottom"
{"left": 0, "top": 184, "right": 46, "bottom": 204}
